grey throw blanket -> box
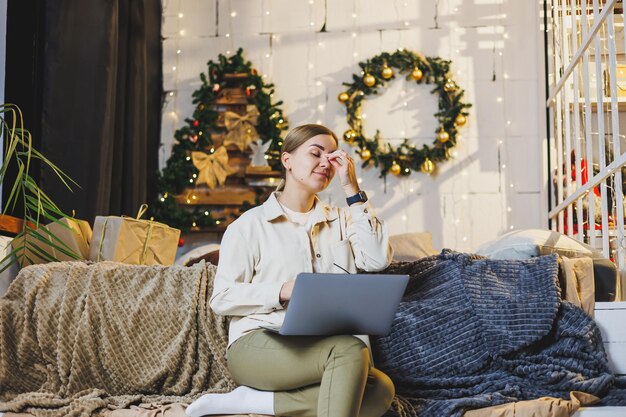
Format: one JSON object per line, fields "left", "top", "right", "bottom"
{"left": 373, "top": 250, "right": 619, "bottom": 417}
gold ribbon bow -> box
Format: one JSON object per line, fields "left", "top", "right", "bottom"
{"left": 191, "top": 146, "right": 233, "bottom": 189}
{"left": 223, "top": 107, "right": 260, "bottom": 151}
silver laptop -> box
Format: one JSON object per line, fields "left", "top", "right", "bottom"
{"left": 260, "top": 272, "right": 409, "bottom": 336}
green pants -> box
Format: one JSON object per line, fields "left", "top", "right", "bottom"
{"left": 226, "top": 329, "right": 395, "bottom": 417}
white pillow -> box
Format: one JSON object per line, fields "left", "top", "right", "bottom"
{"left": 476, "top": 229, "right": 603, "bottom": 260}
{"left": 175, "top": 243, "right": 220, "bottom": 266}
{"left": 0, "top": 236, "right": 20, "bottom": 297}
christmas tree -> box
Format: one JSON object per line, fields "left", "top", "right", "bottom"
{"left": 150, "top": 49, "right": 288, "bottom": 232}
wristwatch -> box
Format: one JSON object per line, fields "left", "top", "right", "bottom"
{"left": 346, "top": 190, "right": 368, "bottom": 206}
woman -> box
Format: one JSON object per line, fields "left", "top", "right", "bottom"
{"left": 186, "top": 124, "right": 395, "bottom": 417}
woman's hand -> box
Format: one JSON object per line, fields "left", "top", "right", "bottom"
{"left": 280, "top": 279, "right": 296, "bottom": 303}
{"left": 325, "top": 150, "right": 359, "bottom": 195}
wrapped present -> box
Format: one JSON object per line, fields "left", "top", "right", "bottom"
{"left": 11, "top": 217, "right": 92, "bottom": 267}
{"left": 88, "top": 204, "right": 181, "bottom": 265}
{"left": 617, "top": 64, "right": 626, "bottom": 97}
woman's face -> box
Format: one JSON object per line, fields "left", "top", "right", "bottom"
{"left": 283, "top": 134, "right": 338, "bottom": 193}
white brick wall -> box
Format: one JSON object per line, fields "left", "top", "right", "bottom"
{"left": 162, "top": 0, "right": 547, "bottom": 252}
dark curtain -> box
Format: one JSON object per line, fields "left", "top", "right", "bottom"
{"left": 38, "top": 0, "right": 162, "bottom": 221}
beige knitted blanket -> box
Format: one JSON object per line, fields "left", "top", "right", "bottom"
{"left": 0, "top": 261, "right": 236, "bottom": 416}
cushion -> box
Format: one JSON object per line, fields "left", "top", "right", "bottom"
{"left": 389, "top": 232, "right": 439, "bottom": 262}
{"left": 175, "top": 243, "right": 220, "bottom": 266}
{"left": 186, "top": 250, "right": 220, "bottom": 267}
{"left": 476, "top": 229, "right": 603, "bottom": 260}
{"left": 0, "top": 235, "right": 19, "bottom": 297}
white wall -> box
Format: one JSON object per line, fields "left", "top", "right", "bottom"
{"left": 161, "top": 0, "right": 547, "bottom": 252}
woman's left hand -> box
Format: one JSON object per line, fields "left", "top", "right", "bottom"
{"left": 325, "top": 150, "right": 359, "bottom": 195}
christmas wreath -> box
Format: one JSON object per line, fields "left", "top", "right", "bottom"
{"left": 338, "top": 49, "right": 471, "bottom": 176}
{"left": 150, "top": 49, "right": 288, "bottom": 231}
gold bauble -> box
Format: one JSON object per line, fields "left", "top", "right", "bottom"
{"left": 363, "top": 73, "right": 376, "bottom": 87}
{"left": 455, "top": 114, "right": 467, "bottom": 127}
{"left": 343, "top": 129, "right": 357, "bottom": 143}
{"left": 360, "top": 149, "right": 372, "bottom": 161}
{"left": 437, "top": 129, "right": 450, "bottom": 143}
{"left": 381, "top": 65, "right": 394, "bottom": 80}
{"left": 421, "top": 159, "right": 435, "bottom": 175}
{"left": 338, "top": 92, "right": 350, "bottom": 103}
{"left": 390, "top": 163, "right": 402, "bottom": 176}
{"left": 443, "top": 80, "right": 456, "bottom": 92}
{"left": 410, "top": 67, "right": 423, "bottom": 81}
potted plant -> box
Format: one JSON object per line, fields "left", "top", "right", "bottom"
{"left": 0, "top": 103, "right": 82, "bottom": 270}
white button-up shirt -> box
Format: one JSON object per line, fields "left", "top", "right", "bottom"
{"left": 210, "top": 191, "right": 394, "bottom": 347}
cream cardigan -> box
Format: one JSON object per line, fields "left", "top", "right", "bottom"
{"left": 210, "top": 191, "right": 394, "bottom": 347}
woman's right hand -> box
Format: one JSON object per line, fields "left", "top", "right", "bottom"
{"left": 280, "top": 279, "right": 296, "bottom": 303}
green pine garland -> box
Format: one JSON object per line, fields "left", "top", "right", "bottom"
{"left": 339, "top": 49, "right": 472, "bottom": 177}
{"left": 150, "top": 48, "right": 288, "bottom": 232}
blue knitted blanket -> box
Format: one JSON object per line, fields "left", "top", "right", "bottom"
{"left": 373, "top": 250, "right": 623, "bottom": 417}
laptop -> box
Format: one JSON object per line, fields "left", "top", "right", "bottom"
{"left": 260, "top": 272, "right": 409, "bottom": 336}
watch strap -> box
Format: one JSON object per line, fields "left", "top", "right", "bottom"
{"left": 346, "top": 190, "right": 368, "bottom": 206}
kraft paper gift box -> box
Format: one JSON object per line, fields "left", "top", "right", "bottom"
{"left": 11, "top": 217, "right": 92, "bottom": 267}
{"left": 88, "top": 205, "right": 181, "bottom": 265}
{"left": 617, "top": 64, "right": 626, "bottom": 98}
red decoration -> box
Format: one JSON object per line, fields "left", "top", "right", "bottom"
{"left": 190, "top": 135, "right": 198, "bottom": 143}
{"left": 178, "top": 237, "right": 185, "bottom": 247}
{"left": 245, "top": 87, "right": 251, "bottom": 97}
{"left": 192, "top": 120, "right": 200, "bottom": 127}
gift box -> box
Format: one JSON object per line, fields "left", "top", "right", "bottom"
{"left": 617, "top": 64, "right": 626, "bottom": 98}
{"left": 88, "top": 204, "right": 180, "bottom": 265}
{"left": 11, "top": 217, "right": 92, "bottom": 267}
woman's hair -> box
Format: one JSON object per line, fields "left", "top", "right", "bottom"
{"left": 276, "top": 124, "right": 338, "bottom": 191}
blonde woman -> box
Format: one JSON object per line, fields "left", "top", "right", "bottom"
{"left": 186, "top": 124, "right": 395, "bottom": 417}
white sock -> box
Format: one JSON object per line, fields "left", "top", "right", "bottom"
{"left": 185, "top": 385, "right": 275, "bottom": 416}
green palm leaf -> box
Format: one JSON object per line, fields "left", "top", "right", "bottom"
{"left": 0, "top": 104, "right": 82, "bottom": 269}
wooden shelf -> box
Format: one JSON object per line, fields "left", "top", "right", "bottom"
{"left": 570, "top": 97, "right": 626, "bottom": 111}
{"left": 175, "top": 186, "right": 257, "bottom": 206}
